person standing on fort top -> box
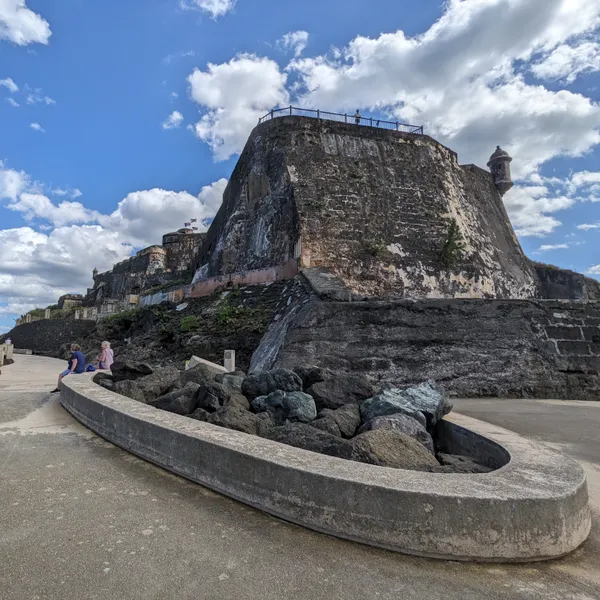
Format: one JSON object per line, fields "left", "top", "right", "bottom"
{"left": 51, "top": 343, "right": 86, "bottom": 393}
{"left": 354, "top": 109, "right": 361, "bottom": 124}
{"left": 98, "top": 341, "right": 114, "bottom": 371}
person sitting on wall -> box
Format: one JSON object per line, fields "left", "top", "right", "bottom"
{"left": 51, "top": 343, "right": 86, "bottom": 393}
{"left": 98, "top": 341, "right": 114, "bottom": 371}
{"left": 354, "top": 109, "right": 361, "bottom": 125}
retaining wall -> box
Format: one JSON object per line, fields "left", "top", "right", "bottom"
{"left": 61, "top": 375, "right": 591, "bottom": 562}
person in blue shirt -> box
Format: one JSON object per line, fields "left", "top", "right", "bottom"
{"left": 51, "top": 343, "right": 87, "bottom": 393}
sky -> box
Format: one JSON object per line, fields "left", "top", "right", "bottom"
{"left": 1, "top": 0, "right": 600, "bottom": 334}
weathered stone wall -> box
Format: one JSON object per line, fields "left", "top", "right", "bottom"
{"left": 1, "top": 319, "right": 96, "bottom": 358}
{"left": 534, "top": 262, "right": 600, "bottom": 301}
{"left": 195, "top": 116, "right": 538, "bottom": 299}
{"left": 252, "top": 282, "right": 600, "bottom": 400}
{"left": 88, "top": 234, "right": 203, "bottom": 306}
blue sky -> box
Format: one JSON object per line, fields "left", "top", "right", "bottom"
{"left": 1, "top": 0, "right": 600, "bottom": 333}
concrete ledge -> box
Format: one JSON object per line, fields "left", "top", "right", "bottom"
{"left": 60, "top": 376, "right": 591, "bottom": 562}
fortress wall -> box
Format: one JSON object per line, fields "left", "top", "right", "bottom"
{"left": 283, "top": 118, "right": 538, "bottom": 299}
{"left": 195, "top": 117, "right": 538, "bottom": 299}
{"left": 257, "top": 293, "right": 600, "bottom": 400}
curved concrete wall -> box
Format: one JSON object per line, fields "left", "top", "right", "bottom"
{"left": 60, "top": 376, "right": 591, "bottom": 562}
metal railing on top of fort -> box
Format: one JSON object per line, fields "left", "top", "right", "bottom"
{"left": 258, "top": 106, "right": 424, "bottom": 134}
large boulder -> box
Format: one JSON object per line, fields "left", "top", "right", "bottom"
{"left": 190, "top": 408, "right": 210, "bottom": 422}
{"left": 251, "top": 390, "right": 317, "bottom": 425}
{"left": 309, "top": 417, "right": 342, "bottom": 437}
{"left": 93, "top": 372, "right": 115, "bottom": 392}
{"left": 358, "top": 414, "right": 435, "bottom": 454}
{"left": 242, "top": 369, "right": 303, "bottom": 400}
{"left": 111, "top": 361, "right": 153, "bottom": 383}
{"left": 318, "top": 404, "right": 361, "bottom": 439}
{"left": 113, "top": 366, "right": 180, "bottom": 403}
{"left": 208, "top": 406, "right": 274, "bottom": 436}
{"left": 292, "top": 366, "right": 325, "bottom": 390}
{"left": 350, "top": 430, "right": 440, "bottom": 471}
{"left": 148, "top": 387, "right": 187, "bottom": 410}
{"left": 187, "top": 355, "right": 228, "bottom": 378}
{"left": 224, "top": 393, "right": 251, "bottom": 411}
{"left": 166, "top": 382, "right": 202, "bottom": 415}
{"left": 214, "top": 372, "right": 245, "bottom": 391}
{"left": 360, "top": 380, "right": 451, "bottom": 429}
{"left": 196, "top": 388, "right": 221, "bottom": 413}
{"left": 180, "top": 363, "right": 216, "bottom": 388}
{"left": 306, "top": 371, "right": 376, "bottom": 411}
{"left": 113, "top": 379, "right": 145, "bottom": 403}
{"left": 264, "top": 423, "right": 354, "bottom": 459}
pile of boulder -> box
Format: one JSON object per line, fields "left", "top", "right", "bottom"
{"left": 94, "top": 363, "right": 492, "bottom": 473}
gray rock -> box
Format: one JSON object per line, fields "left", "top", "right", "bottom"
{"left": 360, "top": 380, "right": 451, "bottom": 429}
{"left": 435, "top": 453, "right": 493, "bottom": 474}
{"left": 350, "top": 430, "right": 441, "bottom": 470}
{"left": 307, "top": 370, "right": 376, "bottom": 411}
{"left": 309, "top": 417, "right": 342, "bottom": 437}
{"left": 208, "top": 406, "right": 268, "bottom": 436}
{"left": 93, "top": 372, "right": 115, "bottom": 392}
{"left": 242, "top": 369, "right": 303, "bottom": 400}
{"left": 255, "top": 412, "right": 276, "bottom": 437}
{"left": 111, "top": 361, "right": 153, "bottom": 383}
{"left": 224, "top": 393, "right": 251, "bottom": 411}
{"left": 180, "top": 363, "right": 216, "bottom": 388}
{"left": 292, "top": 365, "right": 325, "bottom": 390}
{"left": 264, "top": 423, "right": 354, "bottom": 459}
{"left": 358, "top": 414, "right": 435, "bottom": 454}
{"left": 196, "top": 389, "right": 221, "bottom": 413}
{"left": 319, "top": 404, "right": 361, "bottom": 439}
{"left": 113, "top": 379, "right": 145, "bottom": 403}
{"left": 113, "top": 366, "right": 181, "bottom": 403}
{"left": 251, "top": 390, "right": 317, "bottom": 424}
{"left": 215, "top": 373, "right": 245, "bottom": 391}
{"left": 189, "top": 408, "right": 210, "bottom": 422}
{"left": 166, "top": 383, "right": 202, "bottom": 415}
{"left": 149, "top": 387, "right": 187, "bottom": 410}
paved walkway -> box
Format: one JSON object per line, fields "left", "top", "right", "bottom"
{"left": 1, "top": 355, "right": 599, "bottom": 599}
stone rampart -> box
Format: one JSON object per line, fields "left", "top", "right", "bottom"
{"left": 60, "top": 374, "right": 591, "bottom": 562}
{"left": 2, "top": 319, "right": 96, "bottom": 358}
{"left": 252, "top": 286, "right": 600, "bottom": 400}
{"left": 194, "top": 116, "right": 538, "bottom": 299}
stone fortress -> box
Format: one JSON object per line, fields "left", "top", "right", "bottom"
{"left": 9, "top": 112, "right": 600, "bottom": 398}
{"left": 52, "top": 227, "right": 206, "bottom": 319}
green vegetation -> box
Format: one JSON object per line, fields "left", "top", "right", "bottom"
{"left": 440, "top": 218, "right": 466, "bottom": 268}
{"left": 28, "top": 308, "right": 46, "bottom": 318}
{"left": 363, "top": 236, "right": 388, "bottom": 259}
{"left": 180, "top": 315, "right": 200, "bottom": 333}
{"left": 143, "top": 279, "right": 187, "bottom": 297}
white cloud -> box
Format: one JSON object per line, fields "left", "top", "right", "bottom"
{"left": 0, "top": 160, "right": 227, "bottom": 316}
{"left": 162, "top": 110, "right": 184, "bottom": 130}
{"left": 278, "top": 31, "right": 309, "bottom": 58}
{"left": 51, "top": 187, "right": 82, "bottom": 199}
{"left": 100, "top": 179, "right": 227, "bottom": 247}
{"left": 537, "top": 243, "right": 570, "bottom": 251}
{"left": 26, "top": 88, "right": 55, "bottom": 105}
{"left": 503, "top": 185, "right": 574, "bottom": 237}
{"left": 29, "top": 122, "right": 44, "bottom": 132}
{"left": 0, "top": 77, "right": 18, "bottom": 92}
{"left": 180, "top": 0, "right": 236, "bottom": 19}
{"left": 0, "top": 0, "right": 52, "bottom": 46}
{"left": 7, "top": 193, "right": 101, "bottom": 227}
{"left": 0, "top": 226, "right": 134, "bottom": 316}
{"left": 188, "top": 54, "right": 289, "bottom": 160}
{"left": 587, "top": 265, "right": 600, "bottom": 275}
{"left": 532, "top": 41, "right": 600, "bottom": 83}
{"left": 5, "top": 97, "right": 18, "bottom": 107}
{"left": 0, "top": 161, "right": 28, "bottom": 200}
{"left": 577, "top": 223, "right": 600, "bottom": 231}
